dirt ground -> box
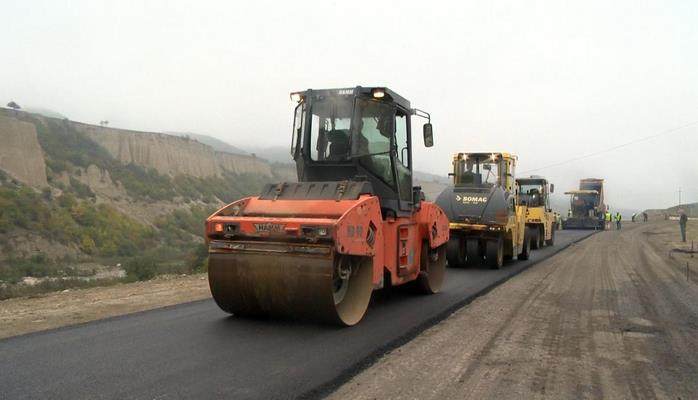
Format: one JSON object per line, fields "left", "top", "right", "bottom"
{"left": 0, "top": 273, "right": 210, "bottom": 339}
{"left": 331, "top": 220, "right": 698, "bottom": 399}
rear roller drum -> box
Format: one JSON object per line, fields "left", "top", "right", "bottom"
{"left": 331, "top": 256, "right": 374, "bottom": 326}
{"left": 416, "top": 243, "right": 446, "bottom": 294}
{"left": 545, "top": 227, "right": 555, "bottom": 246}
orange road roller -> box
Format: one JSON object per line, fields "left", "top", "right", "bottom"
{"left": 205, "top": 86, "right": 449, "bottom": 326}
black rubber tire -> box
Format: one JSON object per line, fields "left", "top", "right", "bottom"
{"left": 530, "top": 227, "right": 540, "bottom": 250}
{"left": 466, "top": 239, "right": 480, "bottom": 266}
{"left": 503, "top": 236, "right": 514, "bottom": 262}
{"left": 486, "top": 237, "right": 504, "bottom": 269}
{"left": 416, "top": 243, "right": 446, "bottom": 294}
{"left": 545, "top": 226, "right": 555, "bottom": 246}
{"left": 538, "top": 227, "right": 546, "bottom": 248}
{"left": 446, "top": 237, "right": 466, "bottom": 268}
{"left": 519, "top": 228, "right": 532, "bottom": 260}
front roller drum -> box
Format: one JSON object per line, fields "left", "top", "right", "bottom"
{"left": 208, "top": 251, "right": 373, "bottom": 326}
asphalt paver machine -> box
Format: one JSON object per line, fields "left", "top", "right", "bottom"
{"left": 563, "top": 178, "right": 606, "bottom": 230}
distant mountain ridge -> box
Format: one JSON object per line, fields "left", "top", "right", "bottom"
{"left": 644, "top": 202, "right": 698, "bottom": 218}
{"left": 18, "top": 107, "right": 67, "bottom": 119}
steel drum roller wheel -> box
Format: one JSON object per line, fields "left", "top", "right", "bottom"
{"left": 331, "top": 255, "right": 373, "bottom": 326}
{"left": 546, "top": 228, "right": 555, "bottom": 246}
{"left": 208, "top": 251, "right": 373, "bottom": 326}
{"left": 416, "top": 243, "right": 446, "bottom": 294}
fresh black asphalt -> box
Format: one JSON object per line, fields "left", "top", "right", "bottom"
{"left": 0, "top": 229, "right": 595, "bottom": 400}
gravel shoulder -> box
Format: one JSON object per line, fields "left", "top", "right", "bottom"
{"left": 0, "top": 273, "right": 210, "bottom": 339}
{"left": 330, "top": 220, "right": 698, "bottom": 399}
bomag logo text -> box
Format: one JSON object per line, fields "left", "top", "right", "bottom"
{"left": 455, "top": 195, "right": 488, "bottom": 204}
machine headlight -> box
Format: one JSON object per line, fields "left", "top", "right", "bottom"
{"left": 301, "top": 225, "right": 332, "bottom": 238}
{"left": 372, "top": 88, "right": 385, "bottom": 98}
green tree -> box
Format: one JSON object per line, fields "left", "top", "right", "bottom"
{"left": 79, "top": 235, "right": 96, "bottom": 254}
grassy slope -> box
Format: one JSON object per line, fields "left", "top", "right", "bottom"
{"left": 0, "top": 116, "right": 280, "bottom": 298}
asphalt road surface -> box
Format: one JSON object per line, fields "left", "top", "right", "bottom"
{"left": 0, "top": 230, "right": 594, "bottom": 400}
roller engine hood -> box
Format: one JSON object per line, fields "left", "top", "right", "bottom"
{"left": 435, "top": 184, "right": 510, "bottom": 226}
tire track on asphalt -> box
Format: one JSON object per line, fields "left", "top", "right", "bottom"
{"left": 614, "top": 228, "right": 662, "bottom": 400}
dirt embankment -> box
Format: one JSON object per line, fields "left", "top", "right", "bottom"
{"left": 77, "top": 122, "right": 272, "bottom": 179}
{"left": 0, "top": 109, "right": 276, "bottom": 189}
{"left": 331, "top": 220, "right": 698, "bottom": 399}
{"left": 0, "top": 115, "right": 47, "bottom": 187}
{"left": 0, "top": 274, "right": 210, "bottom": 339}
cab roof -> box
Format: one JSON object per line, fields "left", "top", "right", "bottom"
{"left": 452, "top": 152, "right": 517, "bottom": 161}
{"left": 517, "top": 176, "right": 548, "bottom": 184}
{"left": 580, "top": 178, "right": 604, "bottom": 183}
{"left": 565, "top": 190, "right": 599, "bottom": 195}
{"left": 291, "top": 86, "right": 411, "bottom": 110}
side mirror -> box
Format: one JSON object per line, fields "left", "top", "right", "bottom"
{"left": 550, "top": 183, "right": 555, "bottom": 193}
{"left": 423, "top": 123, "right": 434, "bottom": 147}
{"left": 412, "top": 186, "right": 423, "bottom": 210}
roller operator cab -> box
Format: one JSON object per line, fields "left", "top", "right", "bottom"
{"left": 205, "top": 87, "right": 449, "bottom": 326}
{"left": 516, "top": 176, "right": 556, "bottom": 248}
{"left": 436, "top": 152, "right": 529, "bottom": 269}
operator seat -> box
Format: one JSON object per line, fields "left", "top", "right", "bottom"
{"left": 528, "top": 188, "right": 540, "bottom": 207}
{"left": 327, "top": 130, "right": 349, "bottom": 161}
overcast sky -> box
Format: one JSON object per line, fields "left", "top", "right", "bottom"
{"left": 1, "top": 0, "right": 697, "bottom": 210}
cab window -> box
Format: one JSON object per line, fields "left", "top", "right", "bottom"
{"left": 355, "top": 99, "right": 395, "bottom": 187}
{"left": 394, "top": 111, "right": 412, "bottom": 202}
{"left": 308, "top": 96, "right": 353, "bottom": 162}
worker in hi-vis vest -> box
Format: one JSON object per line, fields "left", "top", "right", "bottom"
{"left": 605, "top": 211, "right": 612, "bottom": 230}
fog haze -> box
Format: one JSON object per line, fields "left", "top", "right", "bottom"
{"left": 2, "top": 0, "right": 697, "bottom": 210}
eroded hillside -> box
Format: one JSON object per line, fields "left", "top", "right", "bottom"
{"left": 0, "top": 108, "right": 292, "bottom": 298}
